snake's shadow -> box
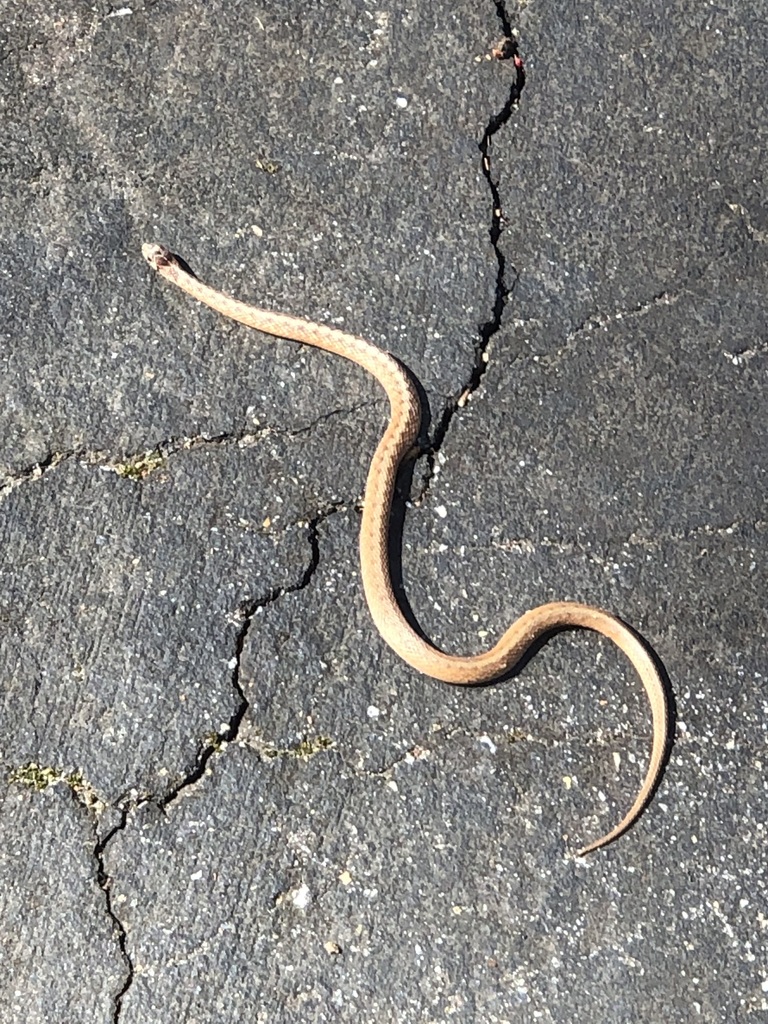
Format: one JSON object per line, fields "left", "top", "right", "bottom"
{"left": 385, "top": 370, "right": 676, "bottom": 805}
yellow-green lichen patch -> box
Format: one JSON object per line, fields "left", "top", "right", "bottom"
{"left": 9, "top": 762, "right": 103, "bottom": 811}
{"left": 114, "top": 449, "right": 165, "bottom": 480}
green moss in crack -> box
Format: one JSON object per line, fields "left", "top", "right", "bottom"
{"left": 65, "top": 771, "right": 101, "bottom": 809}
{"left": 204, "top": 731, "right": 224, "bottom": 753}
{"left": 9, "top": 762, "right": 103, "bottom": 810}
{"left": 114, "top": 449, "right": 165, "bottom": 480}
{"left": 263, "top": 735, "right": 335, "bottom": 761}
{"left": 9, "top": 762, "right": 60, "bottom": 791}
{"left": 294, "top": 735, "right": 334, "bottom": 759}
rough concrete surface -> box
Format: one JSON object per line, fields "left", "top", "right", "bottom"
{"left": 0, "top": 0, "right": 765, "bottom": 1022}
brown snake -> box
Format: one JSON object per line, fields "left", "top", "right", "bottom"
{"left": 142, "top": 242, "right": 669, "bottom": 856}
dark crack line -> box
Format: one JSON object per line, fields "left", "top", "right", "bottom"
{"left": 68, "top": 502, "right": 347, "bottom": 1018}
{"left": 0, "top": 449, "right": 79, "bottom": 498}
{"left": 92, "top": 809, "right": 134, "bottom": 1023}
{"left": 286, "top": 398, "right": 383, "bottom": 437}
{"left": 0, "top": 397, "right": 374, "bottom": 493}
{"left": 160, "top": 504, "right": 345, "bottom": 808}
{"left": 414, "top": 11, "right": 525, "bottom": 501}
{"left": 492, "top": 0, "right": 514, "bottom": 40}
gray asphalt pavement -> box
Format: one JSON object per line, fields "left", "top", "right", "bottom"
{"left": 1, "top": 1, "right": 766, "bottom": 1022}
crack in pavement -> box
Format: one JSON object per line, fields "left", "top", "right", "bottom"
{"left": 520, "top": 287, "right": 689, "bottom": 370}
{"left": 534, "top": 290, "right": 682, "bottom": 368}
{"left": 345, "top": 716, "right": 649, "bottom": 787}
{"left": 84, "top": 503, "right": 346, "bottom": 1016}
{"left": 92, "top": 810, "right": 134, "bottom": 1024}
{"left": 412, "top": 3, "right": 526, "bottom": 504}
{"left": 0, "top": 398, "right": 377, "bottom": 495}
{"left": 160, "top": 503, "right": 346, "bottom": 809}
{"left": 286, "top": 398, "right": 383, "bottom": 437}
{"left": 567, "top": 290, "right": 680, "bottom": 339}
{"left": 625, "top": 518, "right": 767, "bottom": 550}
{"left": 0, "top": 449, "right": 81, "bottom": 500}
{"left": 507, "top": 227, "right": 761, "bottom": 370}
{"left": 62, "top": 501, "right": 347, "bottom": 1020}
{"left": 483, "top": 518, "right": 767, "bottom": 556}
{"left": 7, "top": 768, "right": 135, "bottom": 1024}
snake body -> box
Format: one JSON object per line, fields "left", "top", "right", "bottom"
{"left": 142, "top": 242, "right": 668, "bottom": 856}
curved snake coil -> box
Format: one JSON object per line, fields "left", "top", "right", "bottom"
{"left": 142, "top": 242, "right": 669, "bottom": 856}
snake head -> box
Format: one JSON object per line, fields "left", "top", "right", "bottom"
{"left": 141, "top": 242, "right": 174, "bottom": 271}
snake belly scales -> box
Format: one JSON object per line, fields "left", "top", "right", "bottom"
{"left": 142, "top": 242, "right": 668, "bottom": 856}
